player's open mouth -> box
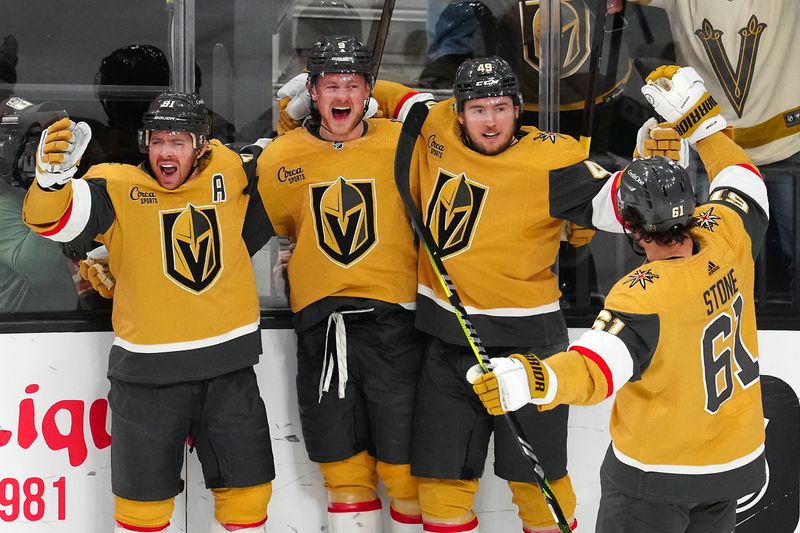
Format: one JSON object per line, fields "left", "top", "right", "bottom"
{"left": 160, "top": 163, "right": 178, "bottom": 177}
{"left": 483, "top": 132, "right": 499, "bottom": 138}
{"left": 332, "top": 106, "right": 351, "bottom": 120}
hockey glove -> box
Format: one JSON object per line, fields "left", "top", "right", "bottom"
{"left": 467, "top": 354, "right": 557, "bottom": 415}
{"left": 35, "top": 117, "right": 92, "bottom": 190}
{"left": 634, "top": 117, "right": 690, "bottom": 168}
{"left": 641, "top": 65, "right": 726, "bottom": 145}
{"left": 277, "top": 72, "right": 380, "bottom": 131}
{"left": 277, "top": 72, "right": 312, "bottom": 122}
{"left": 566, "top": 222, "right": 595, "bottom": 248}
{"left": 79, "top": 245, "right": 115, "bottom": 299}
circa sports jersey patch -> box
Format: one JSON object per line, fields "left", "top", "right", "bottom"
{"left": 695, "top": 206, "right": 721, "bottom": 231}
{"left": 428, "top": 134, "right": 445, "bottom": 158}
{"left": 310, "top": 177, "right": 378, "bottom": 267}
{"left": 425, "top": 169, "right": 488, "bottom": 258}
{"left": 160, "top": 203, "right": 223, "bottom": 294}
{"left": 627, "top": 268, "right": 659, "bottom": 289}
{"left": 519, "top": 0, "right": 592, "bottom": 77}
{"left": 129, "top": 186, "right": 158, "bottom": 205}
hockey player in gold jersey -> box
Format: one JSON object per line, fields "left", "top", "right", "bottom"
{"left": 471, "top": 66, "right": 768, "bottom": 532}
{"left": 22, "top": 93, "right": 274, "bottom": 533}
{"left": 255, "top": 35, "right": 432, "bottom": 533}
{"left": 381, "top": 55, "right": 633, "bottom": 533}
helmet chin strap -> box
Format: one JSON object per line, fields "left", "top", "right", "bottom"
{"left": 624, "top": 229, "right": 648, "bottom": 258}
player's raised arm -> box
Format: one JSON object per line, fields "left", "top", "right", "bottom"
{"left": 22, "top": 117, "right": 105, "bottom": 242}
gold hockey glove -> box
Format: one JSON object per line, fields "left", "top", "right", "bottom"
{"left": 566, "top": 222, "right": 595, "bottom": 248}
{"left": 79, "top": 246, "right": 114, "bottom": 299}
{"left": 467, "top": 353, "right": 557, "bottom": 415}
{"left": 35, "top": 117, "right": 92, "bottom": 189}
{"left": 634, "top": 117, "right": 689, "bottom": 167}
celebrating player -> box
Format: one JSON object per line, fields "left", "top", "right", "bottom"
{"left": 255, "top": 35, "right": 431, "bottom": 533}
{"left": 23, "top": 92, "right": 274, "bottom": 533}
{"left": 471, "top": 65, "right": 767, "bottom": 532}
{"left": 374, "top": 55, "right": 635, "bottom": 533}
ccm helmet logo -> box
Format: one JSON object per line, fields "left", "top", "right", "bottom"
{"left": 475, "top": 79, "right": 499, "bottom": 87}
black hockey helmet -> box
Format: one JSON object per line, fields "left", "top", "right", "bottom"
{"left": 0, "top": 97, "right": 67, "bottom": 189}
{"left": 617, "top": 156, "right": 696, "bottom": 233}
{"left": 138, "top": 91, "right": 211, "bottom": 153}
{"left": 306, "top": 34, "right": 373, "bottom": 87}
{"left": 453, "top": 56, "right": 522, "bottom": 111}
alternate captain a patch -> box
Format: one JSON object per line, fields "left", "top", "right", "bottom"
{"left": 310, "top": 177, "right": 378, "bottom": 267}
{"left": 161, "top": 203, "right": 223, "bottom": 293}
{"left": 425, "top": 169, "right": 488, "bottom": 258}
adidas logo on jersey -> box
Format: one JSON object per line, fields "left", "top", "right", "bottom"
{"left": 708, "top": 261, "right": 720, "bottom": 275}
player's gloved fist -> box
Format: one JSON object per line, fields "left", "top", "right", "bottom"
{"left": 277, "top": 72, "right": 312, "bottom": 122}
{"left": 466, "top": 353, "right": 557, "bottom": 415}
{"left": 634, "top": 117, "right": 689, "bottom": 168}
{"left": 566, "top": 222, "right": 595, "bottom": 247}
{"left": 35, "top": 117, "right": 92, "bottom": 189}
{"left": 79, "top": 245, "right": 115, "bottom": 299}
{"left": 641, "top": 65, "right": 726, "bottom": 145}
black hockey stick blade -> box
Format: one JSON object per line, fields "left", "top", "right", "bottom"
{"left": 394, "top": 101, "right": 573, "bottom": 533}
{"left": 370, "top": 0, "right": 397, "bottom": 79}
{"left": 579, "top": 0, "right": 610, "bottom": 156}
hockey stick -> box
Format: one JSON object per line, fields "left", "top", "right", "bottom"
{"left": 394, "top": 101, "right": 573, "bottom": 533}
{"left": 578, "top": 0, "right": 610, "bottom": 156}
{"left": 370, "top": 0, "right": 397, "bottom": 79}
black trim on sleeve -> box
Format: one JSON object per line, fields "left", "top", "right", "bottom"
{"left": 549, "top": 159, "right": 611, "bottom": 227}
{"left": 605, "top": 309, "right": 660, "bottom": 381}
{"left": 704, "top": 186, "right": 769, "bottom": 259}
{"left": 77, "top": 178, "right": 115, "bottom": 242}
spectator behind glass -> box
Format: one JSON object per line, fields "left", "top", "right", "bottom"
{"left": 0, "top": 97, "right": 78, "bottom": 312}
{"left": 83, "top": 44, "right": 236, "bottom": 168}
{"left": 81, "top": 44, "right": 171, "bottom": 168}
{"left": 629, "top": 0, "right": 800, "bottom": 291}
{"left": 0, "top": 35, "right": 18, "bottom": 100}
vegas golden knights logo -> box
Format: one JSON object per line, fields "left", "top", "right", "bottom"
{"left": 695, "top": 15, "right": 766, "bottom": 118}
{"left": 426, "top": 169, "right": 488, "bottom": 258}
{"left": 161, "top": 203, "right": 223, "bottom": 293}
{"left": 519, "top": 0, "right": 591, "bottom": 77}
{"left": 311, "top": 177, "right": 377, "bottom": 267}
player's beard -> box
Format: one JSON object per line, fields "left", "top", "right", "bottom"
{"left": 462, "top": 128, "right": 516, "bottom": 156}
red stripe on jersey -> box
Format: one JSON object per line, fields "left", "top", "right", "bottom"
{"left": 220, "top": 517, "right": 268, "bottom": 530}
{"left": 736, "top": 163, "right": 762, "bottom": 178}
{"left": 572, "top": 345, "right": 614, "bottom": 398}
{"left": 394, "top": 91, "right": 419, "bottom": 119}
{"left": 610, "top": 171, "right": 623, "bottom": 226}
{"left": 424, "top": 517, "right": 479, "bottom": 532}
{"left": 328, "top": 498, "right": 382, "bottom": 513}
{"left": 391, "top": 507, "right": 423, "bottom": 524}
{"left": 115, "top": 521, "right": 169, "bottom": 532}
{"left": 40, "top": 201, "right": 73, "bottom": 237}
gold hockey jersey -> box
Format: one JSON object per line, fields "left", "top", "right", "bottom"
{"left": 635, "top": 0, "right": 800, "bottom": 164}
{"left": 558, "top": 141, "right": 769, "bottom": 500}
{"left": 23, "top": 141, "right": 263, "bottom": 384}
{"left": 256, "top": 119, "right": 418, "bottom": 321}
{"left": 411, "top": 98, "right": 614, "bottom": 346}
